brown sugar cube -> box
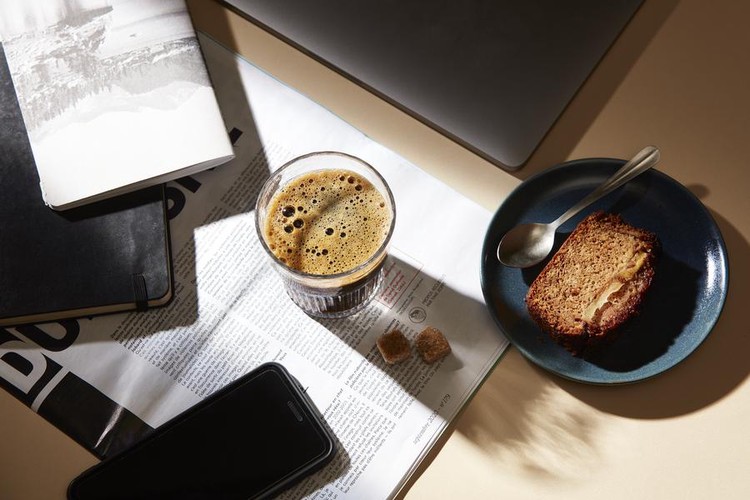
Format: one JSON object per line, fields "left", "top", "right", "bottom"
{"left": 376, "top": 330, "right": 412, "bottom": 364}
{"left": 415, "top": 327, "right": 451, "bottom": 364}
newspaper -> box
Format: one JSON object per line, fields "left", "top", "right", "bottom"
{"left": 0, "top": 33, "right": 508, "bottom": 498}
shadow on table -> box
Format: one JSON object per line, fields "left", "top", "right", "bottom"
{"left": 447, "top": 349, "right": 605, "bottom": 484}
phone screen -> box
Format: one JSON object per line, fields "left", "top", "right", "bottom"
{"left": 68, "top": 363, "right": 335, "bottom": 500}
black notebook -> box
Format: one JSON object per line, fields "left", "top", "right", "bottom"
{"left": 0, "top": 43, "right": 172, "bottom": 327}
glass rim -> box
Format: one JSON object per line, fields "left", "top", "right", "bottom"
{"left": 254, "top": 151, "right": 397, "bottom": 282}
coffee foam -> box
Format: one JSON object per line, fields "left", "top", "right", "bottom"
{"left": 263, "top": 169, "right": 392, "bottom": 275}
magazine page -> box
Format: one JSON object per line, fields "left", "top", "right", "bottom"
{"left": 0, "top": 33, "right": 508, "bottom": 498}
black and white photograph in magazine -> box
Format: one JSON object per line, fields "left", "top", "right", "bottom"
{"left": 0, "top": 0, "right": 231, "bottom": 209}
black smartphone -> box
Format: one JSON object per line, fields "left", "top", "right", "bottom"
{"left": 68, "top": 362, "right": 335, "bottom": 500}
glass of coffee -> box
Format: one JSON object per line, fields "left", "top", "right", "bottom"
{"left": 255, "top": 151, "right": 396, "bottom": 318}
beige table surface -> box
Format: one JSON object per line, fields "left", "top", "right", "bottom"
{"left": 2, "top": 0, "right": 749, "bottom": 498}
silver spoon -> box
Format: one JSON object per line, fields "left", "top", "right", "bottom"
{"left": 496, "top": 145, "right": 660, "bottom": 268}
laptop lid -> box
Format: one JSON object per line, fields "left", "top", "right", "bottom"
{"left": 223, "top": 0, "right": 643, "bottom": 169}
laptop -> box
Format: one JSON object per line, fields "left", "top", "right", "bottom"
{"left": 222, "top": 0, "right": 643, "bottom": 170}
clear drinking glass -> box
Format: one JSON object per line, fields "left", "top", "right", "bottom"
{"left": 255, "top": 151, "right": 396, "bottom": 318}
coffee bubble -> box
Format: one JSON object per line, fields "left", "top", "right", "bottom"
{"left": 263, "top": 169, "right": 392, "bottom": 275}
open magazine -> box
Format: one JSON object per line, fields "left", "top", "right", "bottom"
{"left": 0, "top": 33, "right": 508, "bottom": 498}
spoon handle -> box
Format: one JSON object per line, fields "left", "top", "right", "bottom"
{"left": 551, "top": 145, "right": 660, "bottom": 229}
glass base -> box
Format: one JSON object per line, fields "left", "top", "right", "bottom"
{"left": 285, "top": 267, "right": 384, "bottom": 319}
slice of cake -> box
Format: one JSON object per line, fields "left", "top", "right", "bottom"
{"left": 525, "top": 211, "right": 659, "bottom": 355}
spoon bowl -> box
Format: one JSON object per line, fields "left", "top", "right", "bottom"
{"left": 496, "top": 145, "right": 660, "bottom": 268}
{"left": 496, "top": 223, "right": 555, "bottom": 268}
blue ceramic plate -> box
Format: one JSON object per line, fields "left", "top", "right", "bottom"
{"left": 480, "top": 159, "right": 729, "bottom": 384}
